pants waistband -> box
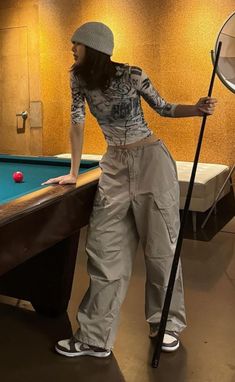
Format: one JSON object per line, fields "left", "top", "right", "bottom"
{"left": 107, "top": 134, "right": 159, "bottom": 151}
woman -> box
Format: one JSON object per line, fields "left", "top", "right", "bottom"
{"left": 43, "top": 21, "right": 217, "bottom": 358}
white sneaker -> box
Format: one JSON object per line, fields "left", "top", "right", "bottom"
{"left": 149, "top": 325, "right": 180, "bottom": 352}
{"left": 55, "top": 337, "right": 111, "bottom": 358}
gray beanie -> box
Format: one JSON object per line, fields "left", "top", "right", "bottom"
{"left": 71, "top": 21, "right": 114, "bottom": 56}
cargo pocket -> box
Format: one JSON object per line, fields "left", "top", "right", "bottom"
{"left": 153, "top": 183, "right": 180, "bottom": 243}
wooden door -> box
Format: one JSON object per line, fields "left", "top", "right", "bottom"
{"left": 0, "top": 26, "right": 30, "bottom": 154}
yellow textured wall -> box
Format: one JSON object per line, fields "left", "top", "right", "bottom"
{"left": 39, "top": 0, "right": 234, "bottom": 166}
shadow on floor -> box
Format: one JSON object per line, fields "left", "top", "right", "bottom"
{"left": 181, "top": 231, "right": 235, "bottom": 291}
{"left": 0, "top": 303, "right": 126, "bottom": 382}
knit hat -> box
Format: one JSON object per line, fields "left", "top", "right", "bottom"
{"left": 71, "top": 21, "right": 114, "bottom": 56}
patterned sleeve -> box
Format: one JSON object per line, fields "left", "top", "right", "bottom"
{"left": 70, "top": 71, "right": 86, "bottom": 124}
{"left": 130, "top": 66, "right": 178, "bottom": 117}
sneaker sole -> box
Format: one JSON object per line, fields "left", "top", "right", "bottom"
{"left": 55, "top": 346, "right": 111, "bottom": 358}
{"left": 161, "top": 341, "right": 180, "bottom": 352}
{"left": 149, "top": 333, "right": 180, "bottom": 352}
{"left": 162, "top": 342, "right": 180, "bottom": 353}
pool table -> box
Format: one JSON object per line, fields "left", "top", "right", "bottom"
{"left": 0, "top": 154, "right": 101, "bottom": 316}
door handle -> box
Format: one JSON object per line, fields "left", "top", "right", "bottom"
{"left": 16, "top": 111, "right": 28, "bottom": 120}
{"left": 16, "top": 111, "right": 28, "bottom": 133}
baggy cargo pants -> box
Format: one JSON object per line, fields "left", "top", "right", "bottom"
{"left": 75, "top": 138, "right": 187, "bottom": 350}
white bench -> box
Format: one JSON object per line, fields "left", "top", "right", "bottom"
{"left": 55, "top": 154, "right": 231, "bottom": 231}
{"left": 176, "top": 161, "right": 231, "bottom": 231}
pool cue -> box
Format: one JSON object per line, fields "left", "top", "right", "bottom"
{"left": 152, "top": 41, "right": 222, "bottom": 368}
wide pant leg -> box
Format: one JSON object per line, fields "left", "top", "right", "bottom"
{"left": 131, "top": 141, "right": 187, "bottom": 333}
{"left": 75, "top": 149, "right": 139, "bottom": 350}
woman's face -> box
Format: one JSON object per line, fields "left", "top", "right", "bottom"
{"left": 72, "top": 42, "right": 86, "bottom": 65}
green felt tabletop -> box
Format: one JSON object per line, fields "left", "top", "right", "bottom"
{"left": 0, "top": 155, "right": 99, "bottom": 205}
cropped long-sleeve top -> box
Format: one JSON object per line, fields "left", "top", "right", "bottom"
{"left": 70, "top": 64, "right": 178, "bottom": 146}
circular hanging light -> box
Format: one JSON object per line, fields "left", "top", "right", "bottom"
{"left": 212, "top": 11, "right": 235, "bottom": 93}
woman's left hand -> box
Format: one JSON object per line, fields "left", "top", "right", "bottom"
{"left": 194, "top": 97, "right": 218, "bottom": 116}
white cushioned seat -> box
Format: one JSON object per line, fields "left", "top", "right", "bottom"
{"left": 176, "top": 161, "right": 231, "bottom": 212}
{"left": 55, "top": 153, "right": 103, "bottom": 161}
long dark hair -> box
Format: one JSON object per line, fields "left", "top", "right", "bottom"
{"left": 71, "top": 45, "right": 126, "bottom": 91}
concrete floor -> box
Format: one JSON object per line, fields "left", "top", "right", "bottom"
{"left": 0, "top": 217, "right": 235, "bottom": 382}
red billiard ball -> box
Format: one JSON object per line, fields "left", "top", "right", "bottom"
{"left": 13, "top": 171, "right": 24, "bottom": 183}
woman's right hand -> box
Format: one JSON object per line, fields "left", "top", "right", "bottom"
{"left": 41, "top": 173, "right": 77, "bottom": 185}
